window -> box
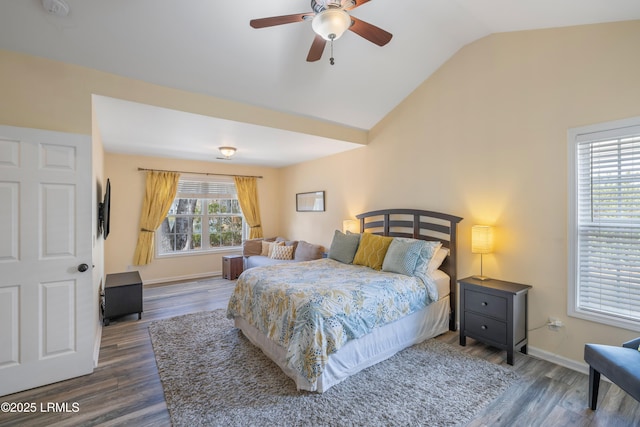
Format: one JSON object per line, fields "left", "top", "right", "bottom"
{"left": 568, "top": 117, "right": 640, "bottom": 331}
{"left": 156, "top": 176, "right": 245, "bottom": 256}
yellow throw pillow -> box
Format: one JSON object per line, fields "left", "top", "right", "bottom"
{"left": 353, "top": 232, "right": 393, "bottom": 270}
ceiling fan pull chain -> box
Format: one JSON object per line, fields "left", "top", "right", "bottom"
{"left": 330, "top": 38, "right": 335, "bottom": 65}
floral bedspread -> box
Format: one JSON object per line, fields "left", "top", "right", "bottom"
{"left": 226, "top": 258, "right": 435, "bottom": 386}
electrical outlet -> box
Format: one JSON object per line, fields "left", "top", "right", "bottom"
{"left": 548, "top": 317, "right": 564, "bottom": 330}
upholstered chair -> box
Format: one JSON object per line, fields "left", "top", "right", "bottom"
{"left": 584, "top": 337, "right": 640, "bottom": 410}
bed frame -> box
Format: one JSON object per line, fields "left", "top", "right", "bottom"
{"left": 355, "top": 208, "right": 463, "bottom": 331}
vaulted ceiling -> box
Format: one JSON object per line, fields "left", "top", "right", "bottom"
{"left": 2, "top": 1, "right": 639, "bottom": 166}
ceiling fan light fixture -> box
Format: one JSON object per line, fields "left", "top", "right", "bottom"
{"left": 312, "top": 9, "right": 351, "bottom": 41}
{"left": 42, "top": 0, "right": 70, "bottom": 16}
{"left": 218, "top": 146, "right": 237, "bottom": 158}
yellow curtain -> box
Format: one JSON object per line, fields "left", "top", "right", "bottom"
{"left": 234, "top": 176, "right": 263, "bottom": 239}
{"left": 133, "top": 171, "right": 180, "bottom": 265}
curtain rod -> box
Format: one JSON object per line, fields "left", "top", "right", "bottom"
{"left": 137, "top": 167, "right": 263, "bottom": 179}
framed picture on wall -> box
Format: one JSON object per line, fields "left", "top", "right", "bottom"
{"left": 296, "top": 191, "right": 325, "bottom": 212}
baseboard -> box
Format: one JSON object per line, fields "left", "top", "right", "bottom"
{"left": 455, "top": 333, "right": 611, "bottom": 383}
{"left": 527, "top": 345, "right": 589, "bottom": 375}
{"left": 142, "top": 271, "right": 223, "bottom": 285}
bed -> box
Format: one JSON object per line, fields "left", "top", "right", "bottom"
{"left": 226, "top": 208, "right": 463, "bottom": 392}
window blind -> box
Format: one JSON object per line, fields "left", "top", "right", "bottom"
{"left": 576, "top": 129, "right": 640, "bottom": 323}
{"left": 176, "top": 176, "right": 237, "bottom": 199}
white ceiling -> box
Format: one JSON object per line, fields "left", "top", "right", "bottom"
{"left": 2, "top": 1, "right": 640, "bottom": 166}
{"left": 92, "top": 95, "right": 363, "bottom": 167}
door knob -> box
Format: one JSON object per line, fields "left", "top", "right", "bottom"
{"left": 77, "top": 263, "right": 89, "bottom": 272}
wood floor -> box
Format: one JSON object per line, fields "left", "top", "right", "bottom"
{"left": 1, "top": 277, "right": 639, "bottom": 427}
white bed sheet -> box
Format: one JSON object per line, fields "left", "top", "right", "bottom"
{"left": 431, "top": 268, "right": 450, "bottom": 300}
{"left": 234, "top": 271, "right": 451, "bottom": 393}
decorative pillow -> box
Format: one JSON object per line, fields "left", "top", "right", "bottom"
{"left": 353, "top": 232, "right": 393, "bottom": 270}
{"left": 382, "top": 238, "right": 423, "bottom": 276}
{"left": 261, "top": 240, "right": 284, "bottom": 257}
{"left": 427, "top": 247, "right": 449, "bottom": 273}
{"left": 284, "top": 240, "right": 299, "bottom": 255}
{"left": 328, "top": 230, "right": 360, "bottom": 264}
{"left": 270, "top": 244, "right": 294, "bottom": 260}
{"left": 295, "top": 240, "right": 324, "bottom": 261}
{"left": 260, "top": 240, "right": 270, "bottom": 256}
{"left": 242, "top": 238, "right": 263, "bottom": 257}
{"left": 393, "top": 238, "right": 442, "bottom": 274}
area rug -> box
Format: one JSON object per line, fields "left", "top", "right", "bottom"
{"left": 148, "top": 309, "right": 517, "bottom": 427}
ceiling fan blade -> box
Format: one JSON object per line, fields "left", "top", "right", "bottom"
{"left": 348, "top": 16, "right": 392, "bottom": 46}
{"left": 250, "top": 13, "right": 314, "bottom": 29}
{"left": 345, "top": 0, "right": 372, "bottom": 11}
{"left": 306, "top": 35, "right": 326, "bottom": 62}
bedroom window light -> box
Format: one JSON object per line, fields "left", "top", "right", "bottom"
{"left": 156, "top": 175, "right": 246, "bottom": 257}
{"left": 568, "top": 116, "right": 640, "bottom": 331}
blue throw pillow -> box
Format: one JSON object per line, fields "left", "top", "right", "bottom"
{"left": 382, "top": 238, "right": 423, "bottom": 276}
{"left": 394, "top": 238, "right": 442, "bottom": 275}
{"left": 328, "top": 230, "right": 360, "bottom": 264}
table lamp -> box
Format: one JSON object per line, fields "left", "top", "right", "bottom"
{"left": 471, "top": 225, "right": 494, "bottom": 280}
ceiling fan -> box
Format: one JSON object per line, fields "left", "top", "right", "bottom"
{"left": 250, "top": 0, "right": 392, "bottom": 65}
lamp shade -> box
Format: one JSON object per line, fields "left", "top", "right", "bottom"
{"left": 312, "top": 8, "right": 351, "bottom": 40}
{"left": 471, "top": 225, "right": 494, "bottom": 254}
{"left": 342, "top": 219, "right": 359, "bottom": 234}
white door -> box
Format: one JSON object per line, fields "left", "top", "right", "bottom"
{"left": 0, "top": 125, "right": 94, "bottom": 396}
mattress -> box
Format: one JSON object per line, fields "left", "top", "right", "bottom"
{"left": 232, "top": 268, "right": 451, "bottom": 392}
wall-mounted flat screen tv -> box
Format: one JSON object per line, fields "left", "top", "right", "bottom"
{"left": 98, "top": 178, "right": 111, "bottom": 239}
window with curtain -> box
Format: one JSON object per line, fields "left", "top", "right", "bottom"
{"left": 568, "top": 117, "right": 640, "bottom": 331}
{"left": 156, "top": 175, "right": 246, "bottom": 256}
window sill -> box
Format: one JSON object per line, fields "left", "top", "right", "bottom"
{"left": 156, "top": 247, "right": 242, "bottom": 259}
{"left": 568, "top": 307, "right": 640, "bottom": 333}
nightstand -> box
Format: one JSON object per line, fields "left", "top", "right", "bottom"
{"left": 222, "top": 254, "right": 244, "bottom": 280}
{"left": 458, "top": 276, "right": 531, "bottom": 365}
{"left": 103, "top": 271, "right": 143, "bottom": 326}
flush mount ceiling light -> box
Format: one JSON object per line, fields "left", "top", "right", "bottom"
{"left": 218, "top": 146, "right": 237, "bottom": 159}
{"left": 42, "top": 0, "right": 70, "bottom": 17}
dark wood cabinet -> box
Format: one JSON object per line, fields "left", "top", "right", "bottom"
{"left": 223, "top": 255, "right": 244, "bottom": 280}
{"left": 458, "top": 276, "right": 531, "bottom": 365}
{"left": 103, "top": 271, "right": 143, "bottom": 326}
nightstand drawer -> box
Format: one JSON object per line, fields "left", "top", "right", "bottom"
{"left": 465, "top": 312, "right": 507, "bottom": 345}
{"left": 464, "top": 289, "right": 507, "bottom": 320}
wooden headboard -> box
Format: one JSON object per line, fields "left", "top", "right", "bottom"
{"left": 355, "top": 208, "right": 463, "bottom": 331}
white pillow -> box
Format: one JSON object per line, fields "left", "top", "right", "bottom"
{"left": 427, "top": 247, "right": 449, "bottom": 273}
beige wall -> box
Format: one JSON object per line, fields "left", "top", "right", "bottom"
{"left": 279, "top": 20, "right": 640, "bottom": 366}
{"left": 0, "top": 49, "right": 366, "bottom": 144}
{"left": 104, "top": 153, "right": 281, "bottom": 283}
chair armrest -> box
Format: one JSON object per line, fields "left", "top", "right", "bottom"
{"left": 622, "top": 337, "right": 640, "bottom": 349}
